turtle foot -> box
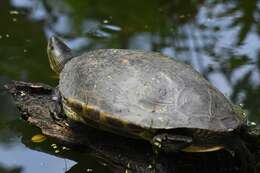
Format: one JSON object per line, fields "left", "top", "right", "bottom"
{"left": 49, "top": 87, "right": 66, "bottom": 121}
{"left": 152, "top": 134, "right": 192, "bottom": 153}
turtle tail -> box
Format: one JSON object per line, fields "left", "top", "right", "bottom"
{"left": 224, "top": 137, "right": 256, "bottom": 173}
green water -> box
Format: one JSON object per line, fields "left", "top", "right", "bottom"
{"left": 0, "top": 0, "right": 259, "bottom": 172}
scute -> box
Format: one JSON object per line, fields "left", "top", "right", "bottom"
{"left": 59, "top": 49, "right": 242, "bottom": 132}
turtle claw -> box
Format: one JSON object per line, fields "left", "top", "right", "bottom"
{"left": 153, "top": 136, "right": 163, "bottom": 149}
{"left": 49, "top": 101, "right": 65, "bottom": 121}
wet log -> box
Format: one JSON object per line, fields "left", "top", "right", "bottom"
{"left": 4, "top": 81, "right": 257, "bottom": 173}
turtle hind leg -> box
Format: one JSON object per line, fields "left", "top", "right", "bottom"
{"left": 151, "top": 133, "right": 192, "bottom": 153}
{"left": 224, "top": 137, "right": 256, "bottom": 173}
{"left": 49, "top": 87, "right": 66, "bottom": 121}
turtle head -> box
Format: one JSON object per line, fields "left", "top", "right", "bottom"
{"left": 47, "top": 36, "right": 73, "bottom": 75}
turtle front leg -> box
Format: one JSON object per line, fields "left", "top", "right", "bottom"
{"left": 49, "top": 87, "right": 66, "bottom": 121}
{"left": 152, "top": 133, "right": 192, "bottom": 153}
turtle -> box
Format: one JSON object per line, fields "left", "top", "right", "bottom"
{"left": 47, "top": 36, "right": 256, "bottom": 172}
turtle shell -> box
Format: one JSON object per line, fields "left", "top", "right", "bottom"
{"left": 59, "top": 49, "right": 242, "bottom": 132}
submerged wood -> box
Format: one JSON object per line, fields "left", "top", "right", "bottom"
{"left": 4, "top": 80, "right": 256, "bottom": 173}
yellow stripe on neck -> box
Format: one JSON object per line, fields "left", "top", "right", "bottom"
{"left": 182, "top": 145, "right": 224, "bottom": 152}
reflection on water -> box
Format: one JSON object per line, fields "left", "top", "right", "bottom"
{"left": 0, "top": 0, "right": 259, "bottom": 172}
{"left": 0, "top": 143, "right": 76, "bottom": 173}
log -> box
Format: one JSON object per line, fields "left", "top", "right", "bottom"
{"left": 4, "top": 81, "right": 257, "bottom": 173}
